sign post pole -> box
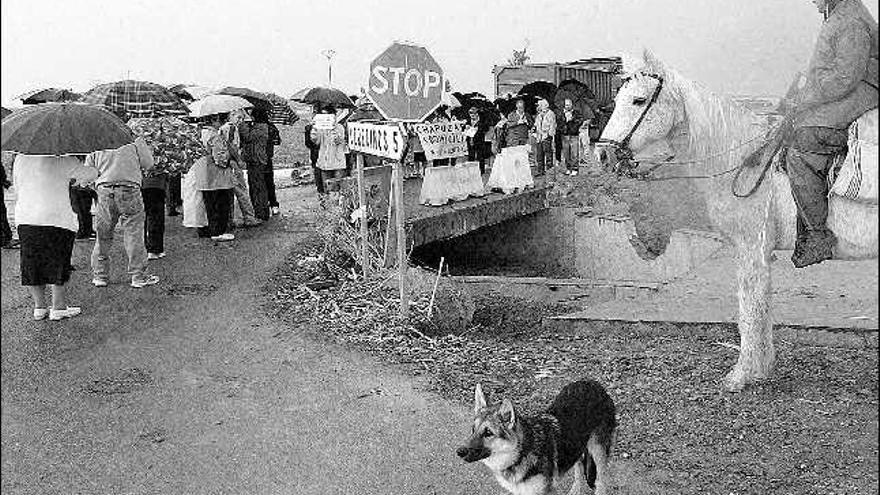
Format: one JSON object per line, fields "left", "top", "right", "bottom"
{"left": 355, "top": 152, "right": 369, "bottom": 278}
{"left": 395, "top": 154, "right": 408, "bottom": 319}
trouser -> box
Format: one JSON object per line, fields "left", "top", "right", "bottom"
{"left": 69, "top": 186, "right": 96, "bottom": 237}
{"left": 562, "top": 135, "right": 581, "bottom": 171}
{"left": 264, "top": 171, "right": 278, "bottom": 208}
{"left": 785, "top": 126, "right": 848, "bottom": 237}
{"left": 141, "top": 187, "right": 166, "bottom": 254}
{"left": 230, "top": 168, "right": 258, "bottom": 224}
{"left": 167, "top": 174, "right": 182, "bottom": 212}
{"left": 319, "top": 168, "right": 346, "bottom": 192}
{"left": 534, "top": 137, "right": 553, "bottom": 175}
{"left": 92, "top": 185, "right": 148, "bottom": 282}
{"left": 199, "top": 189, "right": 233, "bottom": 237}
{"left": 0, "top": 187, "right": 11, "bottom": 245}
{"left": 312, "top": 163, "right": 325, "bottom": 194}
{"left": 246, "top": 165, "right": 270, "bottom": 221}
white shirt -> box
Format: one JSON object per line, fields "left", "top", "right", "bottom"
{"left": 13, "top": 155, "right": 99, "bottom": 232}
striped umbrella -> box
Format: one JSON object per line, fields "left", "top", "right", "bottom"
{"left": 16, "top": 88, "right": 81, "bottom": 104}
{"left": 80, "top": 80, "right": 189, "bottom": 120}
{"left": 264, "top": 92, "right": 299, "bottom": 126}
{"left": 1, "top": 103, "right": 134, "bottom": 155}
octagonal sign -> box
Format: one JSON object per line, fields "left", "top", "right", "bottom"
{"left": 367, "top": 42, "right": 444, "bottom": 122}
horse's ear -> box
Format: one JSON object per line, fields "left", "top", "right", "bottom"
{"left": 643, "top": 49, "right": 666, "bottom": 75}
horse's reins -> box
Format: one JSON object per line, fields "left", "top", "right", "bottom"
{"left": 596, "top": 72, "right": 780, "bottom": 197}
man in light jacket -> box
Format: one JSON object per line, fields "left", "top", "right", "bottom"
{"left": 784, "top": 0, "right": 878, "bottom": 268}
{"left": 87, "top": 136, "right": 160, "bottom": 288}
{"left": 532, "top": 97, "right": 556, "bottom": 176}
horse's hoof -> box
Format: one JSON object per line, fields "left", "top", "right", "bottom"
{"left": 724, "top": 367, "right": 748, "bottom": 393}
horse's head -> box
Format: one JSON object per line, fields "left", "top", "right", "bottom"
{"left": 599, "top": 51, "right": 684, "bottom": 175}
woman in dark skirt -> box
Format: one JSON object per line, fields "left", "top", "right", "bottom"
{"left": 13, "top": 154, "right": 98, "bottom": 321}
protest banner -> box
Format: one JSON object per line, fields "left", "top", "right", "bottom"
{"left": 347, "top": 121, "right": 406, "bottom": 160}
{"left": 413, "top": 121, "right": 467, "bottom": 160}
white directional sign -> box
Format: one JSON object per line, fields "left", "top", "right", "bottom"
{"left": 347, "top": 121, "right": 406, "bottom": 160}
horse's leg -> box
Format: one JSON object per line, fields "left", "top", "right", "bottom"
{"left": 725, "top": 238, "right": 775, "bottom": 392}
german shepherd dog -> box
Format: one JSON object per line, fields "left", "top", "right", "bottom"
{"left": 457, "top": 380, "right": 616, "bottom": 495}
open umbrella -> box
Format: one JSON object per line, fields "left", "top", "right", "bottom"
{"left": 188, "top": 94, "right": 252, "bottom": 118}
{"left": 16, "top": 88, "right": 81, "bottom": 105}
{"left": 1, "top": 103, "right": 134, "bottom": 155}
{"left": 555, "top": 79, "right": 597, "bottom": 117}
{"left": 81, "top": 80, "right": 189, "bottom": 119}
{"left": 128, "top": 117, "right": 205, "bottom": 176}
{"left": 168, "top": 84, "right": 213, "bottom": 102}
{"left": 216, "top": 86, "right": 271, "bottom": 109}
{"left": 518, "top": 81, "right": 557, "bottom": 106}
{"left": 348, "top": 102, "right": 382, "bottom": 122}
{"left": 264, "top": 92, "right": 299, "bottom": 126}
{"left": 297, "top": 87, "right": 354, "bottom": 110}
{"left": 290, "top": 86, "right": 314, "bottom": 102}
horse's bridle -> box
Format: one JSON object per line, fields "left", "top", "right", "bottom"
{"left": 596, "top": 72, "right": 665, "bottom": 175}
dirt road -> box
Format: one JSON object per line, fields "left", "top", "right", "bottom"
{"left": 1, "top": 186, "right": 496, "bottom": 495}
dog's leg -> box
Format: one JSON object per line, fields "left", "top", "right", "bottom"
{"left": 586, "top": 437, "right": 610, "bottom": 495}
{"left": 566, "top": 457, "right": 584, "bottom": 495}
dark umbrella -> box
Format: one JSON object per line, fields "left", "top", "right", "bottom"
{"left": 81, "top": 80, "right": 189, "bottom": 119}
{"left": 450, "top": 92, "right": 500, "bottom": 124}
{"left": 263, "top": 92, "right": 299, "bottom": 126}
{"left": 348, "top": 102, "right": 383, "bottom": 122}
{"left": 1, "top": 103, "right": 134, "bottom": 155}
{"left": 1, "top": 107, "right": 11, "bottom": 120}
{"left": 555, "top": 79, "right": 598, "bottom": 117}
{"left": 217, "top": 86, "right": 271, "bottom": 109}
{"left": 297, "top": 87, "right": 354, "bottom": 110}
{"left": 518, "top": 81, "right": 557, "bottom": 114}
{"left": 494, "top": 94, "right": 533, "bottom": 116}
{"left": 128, "top": 116, "right": 205, "bottom": 175}
{"left": 17, "top": 88, "right": 81, "bottom": 105}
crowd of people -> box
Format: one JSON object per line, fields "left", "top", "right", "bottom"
{"left": 2, "top": 104, "right": 289, "bottom": 321}
{"left": 2, "top": 91, "right": 602, "bottom": 322}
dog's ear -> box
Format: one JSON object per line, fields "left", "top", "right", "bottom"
{"left": 498, "top": 399, "right": 516, "bottom": 429}
{"left": 474, "top": 383, "right": 487, "bottom": 414}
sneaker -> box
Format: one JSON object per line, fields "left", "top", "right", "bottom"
{"left": 92, "top": 278, "right": 108, "bottom": 287}
{"left": 271, "top": 206, "right": 280, "bottom": 216}
{"left": 49, "top": 307, "right": 82, "bottom": 321}
{"left": 33, "top": 308, "right": 49, "bottom": 320}
{"left": 131, "top": 275, "right": 160, "bottom": 288}
{"left": 147, "top": 252, "right": 166, "bottom": 260}
{"left": 211, "top": 233, "right": 235, "bottom": 242}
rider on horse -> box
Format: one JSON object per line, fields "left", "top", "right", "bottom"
{"left": 783, "top": 0, "right": 878, "bottom": 268}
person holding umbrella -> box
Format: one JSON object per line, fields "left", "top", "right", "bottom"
{"left": 193, "top": 112, "right": 237, "bottom": 241}
{"left": 465, "top": 106, "right": 492, "bottom": 175}
{"left": 220, "top": 110, "right": 262, "bottom": 228}
{"left": 309, "top": 106, "right": 349, "bottom": 190}
{"left": 237, "top": 108, "right": 272, "bottom": 221}
{"left": 2, "top": 104, "right": 133, "bottom": 320}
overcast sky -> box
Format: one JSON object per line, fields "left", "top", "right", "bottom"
{"left": 2, "top": 0, "right": 877, "bottom": 107}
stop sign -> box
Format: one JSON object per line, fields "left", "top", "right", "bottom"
{"left": 367, "top": 42, "right": 444, "bottom": 122}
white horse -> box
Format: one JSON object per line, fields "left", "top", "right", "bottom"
{"left": 598, "top": 51, "right": 878, "bottom": 391}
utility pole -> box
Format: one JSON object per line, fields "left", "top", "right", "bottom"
{"left": 322, "top": 49, "right": 336, "bottom": 86}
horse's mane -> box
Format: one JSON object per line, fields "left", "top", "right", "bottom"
{"left": 642, "top": 63, "right": 767, "bottom": 166}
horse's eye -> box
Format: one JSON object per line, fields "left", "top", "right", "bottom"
{"left": 632, "top": 97, "right": 647, "bottom": 106}
{"left": 482, "top": 429, "right": 493, "bottom": 438}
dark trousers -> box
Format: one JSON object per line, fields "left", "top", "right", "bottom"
{"left": 198, "top": 189, "right": 233, "bottom": 238}
{"left": 246, "top": 166, "right": 270, "bottom": 221}
{"left": 69, "top": 186, "right": 96, "bottom": 237}
{"left": 534, "top": 137, "right": 553, "bottom": 175}
{"left": 786, "top": 126, "right": 848, "bottom": 237}
{"left": 141, "top": 188, "right": 166, "bottom": 254}
{"left": 167, "top": 174, "right": 182, "bottom": 212}
{"left": 1, "top": 188, "right": 11, "bottom": 245}
{"left": 264, "top": 172, "right": 278, "bottom": 207}
{"left": 312, "top": 162, "right": 325, "bottom": 194}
